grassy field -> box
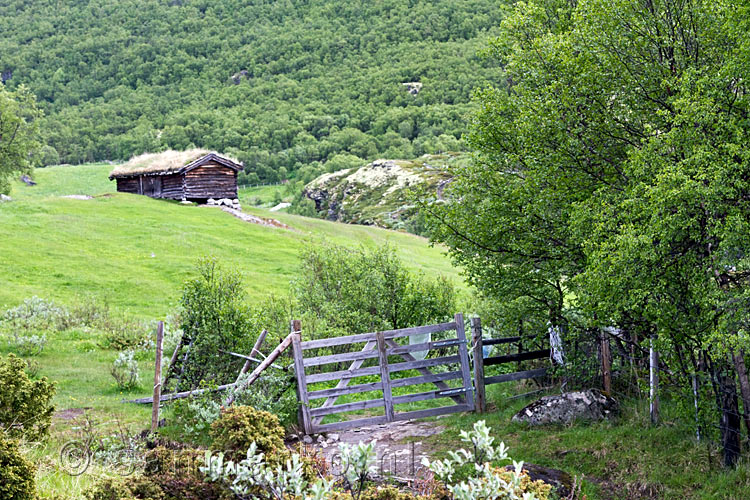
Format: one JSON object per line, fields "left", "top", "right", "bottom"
{"left": 5, "top": 164, "right": 749, "bottom": 500}
{"left": 4, "top": 164, "right": 463, "bottom": 317}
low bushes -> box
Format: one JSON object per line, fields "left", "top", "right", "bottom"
{"left": 209, "top": 406, "right": 285, "bottom": 460}
{"left": 0, "top": 353, "right": 56, "bottom": 441}
{"left": 0, "top": 438, "right": 36, "bottom": 500}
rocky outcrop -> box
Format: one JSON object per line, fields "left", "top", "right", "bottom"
{"left": 512, "top": 389, "right": 619, "bottom": 426}
{"left": 301, "top": 154, "right": 460, "bottom": 232}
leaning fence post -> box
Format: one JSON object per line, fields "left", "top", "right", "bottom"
{"left": 151, "top": 321, "right": 164, "bottom": 433}
{"left": 291, "top": 320, "right": 312, "bottom": 435}
{"left": 455, "top": 313, "right": 475, "bottom": 412}
{"left": 471, "top": 317, "right": 486, "bottom": 413}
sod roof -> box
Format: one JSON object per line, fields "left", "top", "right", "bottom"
{"left": 109, "top": 149, "right": 242, "bottom": 179}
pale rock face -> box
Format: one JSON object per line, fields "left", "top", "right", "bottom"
{"left": 512, "top": 389, "right": 619, "bottom": 425}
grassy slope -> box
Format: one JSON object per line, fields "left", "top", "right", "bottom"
{"left": 3, "top": 164, "right": 462, "bottom": 317}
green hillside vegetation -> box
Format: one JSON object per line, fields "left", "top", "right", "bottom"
{"left": 296, "top": 152, "right": 468, "bottom": 233}
{"left": 3, "top": 164, "right": 462, "bottom": 317}
{"left": 1, "top": 0, "right": 504, "bottom": 183}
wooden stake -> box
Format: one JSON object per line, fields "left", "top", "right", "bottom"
{"left": 650, "top": 336, "right": 659, "bottom": 425}
{"left": 601, "top": 329, "right": 612, "bottom": 394}
{"left": 150, "top": 321, "right": 164, "bottom": 433}
{"left": 471, "top": 317, "right": 486, "bottom": 413}
{"left": 290, "top": 320, "right": 312, "bottom": 434}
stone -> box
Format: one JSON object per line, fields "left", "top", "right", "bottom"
{"left": 270, "top": 202, "right": 291, "bottom": 212}
{"left": 20, "top": 174, "right": 36, "bottom": 186}
{"left": 512, "top": 389, "right": 619, "bottom": 426}
{"left": 302, "top": 435, "right": 313, "bottom": 444}
{"left": 317, "top": 435, "right": 326, "bottom": 443}
{"left": 233, "top": 198, "right": 240, "bottom": 204}
{"left": 207, "top": 198, "right": 216, "bottom": 205}
{"left": 502, "top": 463, "right": 573, "bottom": 498}
{"left": 0, "top": 194, "right": 11, "bottom": 202}
{"left": 180, "top": 200, "right": 193, "bottom": 205}
{"left": 327, "top": 433, "right": 339, "bottom": 441}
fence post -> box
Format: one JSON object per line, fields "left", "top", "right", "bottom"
{"left": 471, "top": 317, "right": 486, "bottom": 413}
{"left": 601, "top": 329, "right": 612, "bottom": 394}
{"left": 455, "top": 313, "right": 475, "bottom": 411}
{"left": 650, "top": 336, "right": 660, "bottom": 425}
{"left": 291, "top": 320, "right": 312, "bottom": 434}
{"left": 151, "top": 321, "right": 164, "bottom": 434}
{"left": 376, "top": 331, "right": 395, "bottom": 422}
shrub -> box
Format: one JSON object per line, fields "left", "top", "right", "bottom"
{"left": 84, "top": 476, "right": 165, "bottom": 500}
{"left": 9, "top": 333, "right": 47, "bottom": 356}
{"left": 0, "top": 353, "right": 55, "bottom": 441}
{"left": 0, "top": 296, "right": 65, "bottom": 332}
{"left": 170, "top": 388, "right": 222, "bottom": 445}
{"left": 143, "top": 446, "right": 226, "bottom": 500}
{"left": 230, "top": 371, "right": 298, "bottom": 428}
{"left": 209, "top": 406, "right": 285, "bottom": 459}
{"left": 100, "top": 319, "right": 154, "bottom": 352}
{"left": 177, "top": 257, "right": 255, "bottom": 389}
{"left": 293, "top": 243, "right": 456, "bottom": 337}
{"left": 111, "top": 350, "right": 141, "bottom": 390}
{"left": 0, "top": 438, "right": 36, "bottom": 500}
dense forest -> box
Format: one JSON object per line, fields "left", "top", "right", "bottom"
{"left": 0, "top": 0, "right": 504, "bottom": 182}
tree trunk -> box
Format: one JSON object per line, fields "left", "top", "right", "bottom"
{"left": 732, "top": 350, "right": 750, "bottom": 438}
{"left": 717, "top": 369, "right": 741, "bottom": 467}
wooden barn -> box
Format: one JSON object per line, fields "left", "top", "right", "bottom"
{"left": 109, "top": 150, "right": 243, "bottom": 202}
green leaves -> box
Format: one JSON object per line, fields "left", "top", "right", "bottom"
{"left": 0, "top": 85, "right": 41, "bottom": 195}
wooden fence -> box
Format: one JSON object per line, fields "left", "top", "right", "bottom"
{"left": 291, "top": 313, "right": 474, "bottom": 434}
{"left": 470, "top": 317, "right": 550, "bottom": 413}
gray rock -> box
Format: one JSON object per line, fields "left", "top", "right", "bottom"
{"left": 502, "top": 463, "right": 573, "bottom": 497}
{"left": 207, "top": 198, "right": 216, "bottom": 205}
{"left": 302, "top": 435, "right": 313, "bottom": 444}
{"left": 327, "top": 433, "right": 339, "bottom": 441}
{"left": 512, "top": 389, "right": 618, "bottom": 426}
{"left": 0, "top": 194, "right": 11, "bottom": 202}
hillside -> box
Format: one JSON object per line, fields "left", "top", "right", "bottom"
{"left": 299, "top": 153, "right": 468, "bottom": 232}
{"left": 1, "top": 164, "right": 463, "bottom": 317}
{"left": 0, "top": 0, "right": 504, "bottom": 182}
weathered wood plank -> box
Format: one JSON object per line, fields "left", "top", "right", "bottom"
{"left": 455, "top": 313, "right": 475, "bottom": 412}
{"left": 386, "top": 338, "right": 465, "bottom": 356}
{"left": 291, "top": 321, "right": 312, "bottom": 434}
{"left": 391, "top": 371, "right": 463, "bottom": 389}
{"left": 483, "top": 336, "right": 522, "bottom": 346}
{"left": 484, "top": 368, "right": 548, "bottom": 385}
{"left": 377, "top": 332, "right": 395, "bottom": 422}
{"left": 389, "top": 355, "right": 461, "bottom": 374}
{"left": 384, "top": 339, "right": 464, "bottom": 405}
{"left": 312, "top": 415, "right": 389, "bottom": 434}
{"left": 300, "top": 322, "right": 457, "bottom": 351}
{"left": 309, "top": 397, "right": 384, "bottom": 417}
{"left": 483, "top": 349, "right": 551, "bottom": 366}
{"left": 305, "top": 364, "right": 381, "bottom": 384}
{"left": 311, "top": 340, "right": 377, "bottom": 426}
{"left": 393, "top": 404, "right": 472, "bottom": 422}
{"left": 308, "top": 380, "right": 384, "bottom": 400}
{"left": 151, "top": 321, "right": 164, "bottom": 433}
{"left": 303, "top": 346, "right": 379, "bottom": 367}
{"left": 471, "top": 317, "right": 486, "bottom": 413}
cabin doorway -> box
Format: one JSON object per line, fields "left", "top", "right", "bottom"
{"left": 142, "top": 177, "right": 162, "bottom": 197}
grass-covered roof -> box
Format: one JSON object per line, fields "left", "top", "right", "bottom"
{"left": 109, "top": 149, "right": 241, "bottom": 179}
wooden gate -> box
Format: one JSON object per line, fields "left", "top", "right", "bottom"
{"left": 291, "top": 313, "right": 474, "bottom": 434}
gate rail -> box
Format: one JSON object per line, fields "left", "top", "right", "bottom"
{"left": 291, "top": 314, "right": 474, "bottom": 434}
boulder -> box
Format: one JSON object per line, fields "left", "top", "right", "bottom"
{"left": 502, "top": 463, "right": 573, "bottom": 498}
{"left": 0, "top": 194, "right": 11, "bottom": 202}
{"left": 207, "top": 198, "right": 216, "bottom": 205}
{"left": 512, "top": 389, "right": 618, "bottom": 426}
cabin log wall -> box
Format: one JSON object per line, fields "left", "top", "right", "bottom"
{"left": 161, "top": 174, "right": 184, "bottom": 200}
{"left": 116, "top": 177, "right": 140, "bottom": 194}
{"left": 184, "top": 162, "right": 238, "bottom": 200}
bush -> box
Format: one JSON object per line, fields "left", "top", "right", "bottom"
{"left": 293, "top": 243, "right": 456, "bottom": 337}
{"left": 170, "top": 388, "right": 222, "bottom": 445}
{"left": 143, "top": 446, "right": 226, "bottom": 500}
{"left": 0, "top": 353, "right": 55, "bottom": 441}
{"left": 177, "top": 258, "right": 255, "bottom": 389}
{"left": 0, "top": 438, "right": 36, "bottom": 500}
{"left": 9, "top": 333, "right": 47, "bottom": 356}
{"left": 85, "top": 476, "right": 165, "bottom": 500}
{"left": 0, "top": 296, "right": 65, "bottom": 332}
{"left": 111, "top": 350, "right": 141, "bottom": 390}
{"left": 209, "top": 406, "right": 285, "bottom": 459}
{"left": 230, "top": 371, "right": 298, "bottom": 428}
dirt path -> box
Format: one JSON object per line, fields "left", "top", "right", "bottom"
{"left": 298, "top": 420, "right": 445, "bottom": 480}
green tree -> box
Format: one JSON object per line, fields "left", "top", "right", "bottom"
{"left": 426, "top": 0, "right": 750, "bottom": 466}
{"left": 0, "top": 85, "right": 40, "bottom": 194}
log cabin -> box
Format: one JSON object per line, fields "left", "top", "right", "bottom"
{"left": 109, "top": 149, "right": 243, "bottom": 202}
